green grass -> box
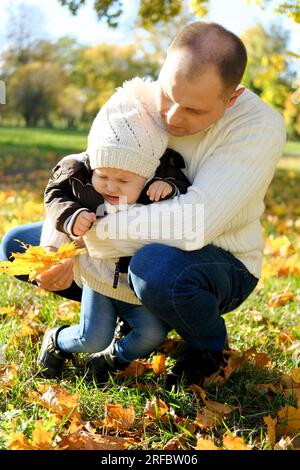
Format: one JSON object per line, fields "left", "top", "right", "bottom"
{"left": 0, "top": 126, "right": 299, "bottom": 450}
{"left": 0, "top": 125, "right": 299, "bottom": 175}
{"left": 283, "top": 140, "right": 300, "bottom": 156}
{"left": 0, "top": 126, "right": 87, "bottom": 174}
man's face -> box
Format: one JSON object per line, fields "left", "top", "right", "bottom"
{"left": 92, "top": 167, "right": 147, "bottom": 205}
{"left": 156, "top": 49, "right": 242, "bottom": 136}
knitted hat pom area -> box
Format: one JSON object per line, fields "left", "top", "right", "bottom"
{"left": 87, "top": 77, "right": 168, "bottom": 179}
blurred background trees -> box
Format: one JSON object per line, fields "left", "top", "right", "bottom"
{"left": 0, "top": 0, "right": 299, "bottom": 138}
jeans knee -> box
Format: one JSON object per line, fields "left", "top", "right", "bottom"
{"left": 128, "top": 243, "right": 178, "bottom": 303}
{"left": 0, "top": 228, "right": 16, "bottom": 261}
{"left": 79, "top": 335, "right": 111, "bottom": 353}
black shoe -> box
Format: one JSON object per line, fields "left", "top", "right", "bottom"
{"left": 165, "top": 346, "right": 226, "bottom": 391}
{"left": 37, "top": 326, "right": 74, "bottom": 378}
{"left": 84, "top": 343, "right": 128, "bottom": 384}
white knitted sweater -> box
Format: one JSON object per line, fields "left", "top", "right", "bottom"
{"left": 41, "top": 85, "right": 286, "bottom": 299}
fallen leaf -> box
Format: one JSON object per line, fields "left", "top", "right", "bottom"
{"left": 118, "top": 359, "right": 151, "bottom": 377}
{"left": 268, "top": 291, "right": 294, "bottom": 308}
{"left": 223, "top": 434, "right": 251, "bottom": 450}
{"left": 29, "top": 384, "right": 81, "bottom": 422}
{"left": 100, "top": 404, "right": 135, "bottom": 431}
{"left": 277, "top": 405, "right": 300, "bottom": 436}
{"left": 58, "top": 431, "right": 132, "bottom": 450}
{"left": 152, "top": 354, "right": 166, "bottom": 375}
{"left": 194, "top": 406, "right": 220, "bottom": 430}
{"left": 254, "top": 352, "right": 270, "bottom": 367}
{"left": 20, "top": 322, "right": 36, "bottom": 337}
{"left": 205, "top": 400, "right": 235, "bottom": 416}
{"left": 264, "top": 415, "right": 277, "bottom": 447}
{"left": 172, "top": 415, "right": 197, "bottom": 434}
{"left": 159, "top": 338, "right": 181, "bottom": 354}
{"left": 163, "top": 434, "right": 188, "bottom": 450}
{"left": 7, "top": 421, "right": 53, "bottom": 450}
{"left": 275, "top": 330, "right": 297, "bottom": 351}
{"left": 55, "top": 300, "right": 80, "bottom": 322}
{"left": 291, "top": 368, "right": 300, "bottom": 384}
{"left": 0, "top": 306, "right": 17, "bottom": 316}
{"left": 6, "top": 432, "right": 32, "bottom": 450}
{"left": 195, "top": 436, "right": 222, "bottom": 450}
{"left": 252, "top": 383, "right": 279, "bottom": 396}
{"left": 189, "top": 384, "right": 207, "bottom": 401}
{"left": 144, "top": 397, "right": 169, "bottom": 420}
{"left": 0, "top": 363, "right": 19, "bottom": 388}
{"left": 30, "top": 421, "right": 53, "bottom": 450}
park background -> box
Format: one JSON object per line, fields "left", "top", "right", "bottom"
{"left": 0, "top": 0, "right": 299, "bottom": 451}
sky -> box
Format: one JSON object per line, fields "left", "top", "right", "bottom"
{"left": 0, "top": 0, "right": 299, "bottom": 54}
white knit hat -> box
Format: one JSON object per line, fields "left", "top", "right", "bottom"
{"left": 87, "top": 77, "right": 168, "bottom": 178}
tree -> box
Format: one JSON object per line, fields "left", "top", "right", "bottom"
{"left": 57, "top": 85, "right": 87, "bottom": 128}
{"left": 10, "top": 62, "right": 65, "bottom": 126}
{"left": 4, "top": 3, "right": 46, "bottom": 66}
{"left": 57, "top": 0, "right": 300, "bottom": 26}
{"left": 241, "top": 23, "right": 299, "bottom": 137}
{"left": 73, "top": 43, "right": 159, "bottom": 118}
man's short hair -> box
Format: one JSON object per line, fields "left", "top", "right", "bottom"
{"left": 168, "top": 22, "right": 247, "bottom": 94}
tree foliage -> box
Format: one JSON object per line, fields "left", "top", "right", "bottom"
{"left": 241, "top": 23, "right": 299, "bottom": 138}
{"left": 57, "top": 0, "right": 300, "bottom": 26}
{"left": 10, "top": 62, "right": 65, "bottom": 126}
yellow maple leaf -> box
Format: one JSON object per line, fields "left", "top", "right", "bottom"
{"left": 268, "top": 291, "right": 294, "bottom": 308}
{"left": 6, "top": 432, "right": 32, "bottom": 450}
{"left": 264, "top": 415, "right": 277, "bottom": 447}
{"left": 291, "top": 368, "right": 300, "bottom": 384}
{"left": 144, "top": 397, "right": 169, "bottom": 420}
{"left": 0, "top": 306, "right": 17, "bottom": 316}
{"left": 152, "top": 354, "right": 166, "bottom": 375}
{"left": 100, "top": 403, "right": 135, "bottom": 431}
{"left": 223, "top": 434, "right": 251, "bottom": 450}
{"left": 29, "top": 384, "right": 81, "bottom": 423}
{"left": 195, "top": 436, "right": 222, "bottom": 450}
{"left": 58, "top": 430, "right": 132, "bottom": 450}
{"left": 277, "top": 405, "right": 300, "bottom": 436}
{"left": 0, "top": 241, "right": 85, "bottom": 280}
{"left": 30, "top": 421, "right": 53, "bottom": 450}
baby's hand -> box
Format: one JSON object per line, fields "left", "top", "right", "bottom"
{"left": 146, "top": 180, "right": 173, "bottom": 202}
{"left": 72, "top": 211, "right": 96, "bottom": 237}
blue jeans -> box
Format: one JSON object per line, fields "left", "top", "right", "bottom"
{"left": 0, "top": 224, "right": 258, "bottom": 351}
{"left": 57, "top": 285, "right": 169, "bottom": 362}
{"left": 128, "top": 243, "right": 258, "bottom": 351}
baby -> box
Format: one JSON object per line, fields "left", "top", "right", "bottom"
{"left": 38, "top": 77, "right": 190, "bottom": 383}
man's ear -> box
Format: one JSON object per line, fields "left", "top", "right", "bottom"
{"left": 226, "top": 87, "right": 245, "bottom": 109}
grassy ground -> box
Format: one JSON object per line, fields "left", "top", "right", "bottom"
{"left": 0, "top": 126, "right": 299, "bottom": 451}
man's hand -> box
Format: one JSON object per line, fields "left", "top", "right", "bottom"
{"left": 35, "top": 246, "right": 74, "bottom": 292}
{"left": 73, "top": 211, "right": 96, "bottom": 237}
{"left": 146, "top": 180, "right": 173, "bottom": 202}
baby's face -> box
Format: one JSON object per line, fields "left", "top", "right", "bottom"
{"left": 92, "top": 167, "right": 147, "bottom": 205}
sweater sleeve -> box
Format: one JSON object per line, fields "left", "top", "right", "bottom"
{"left": 84, "top": 119, "right": 286, "bottom": 259}
{"left": 40, "top": 216, "right": 70, "bottom": 248}
{"left": 44, "top": 160, "right": 90, "bottom": 234}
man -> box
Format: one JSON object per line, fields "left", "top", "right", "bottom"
{"left": 0, "top": 22, "right": 286, "bottom": 388}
